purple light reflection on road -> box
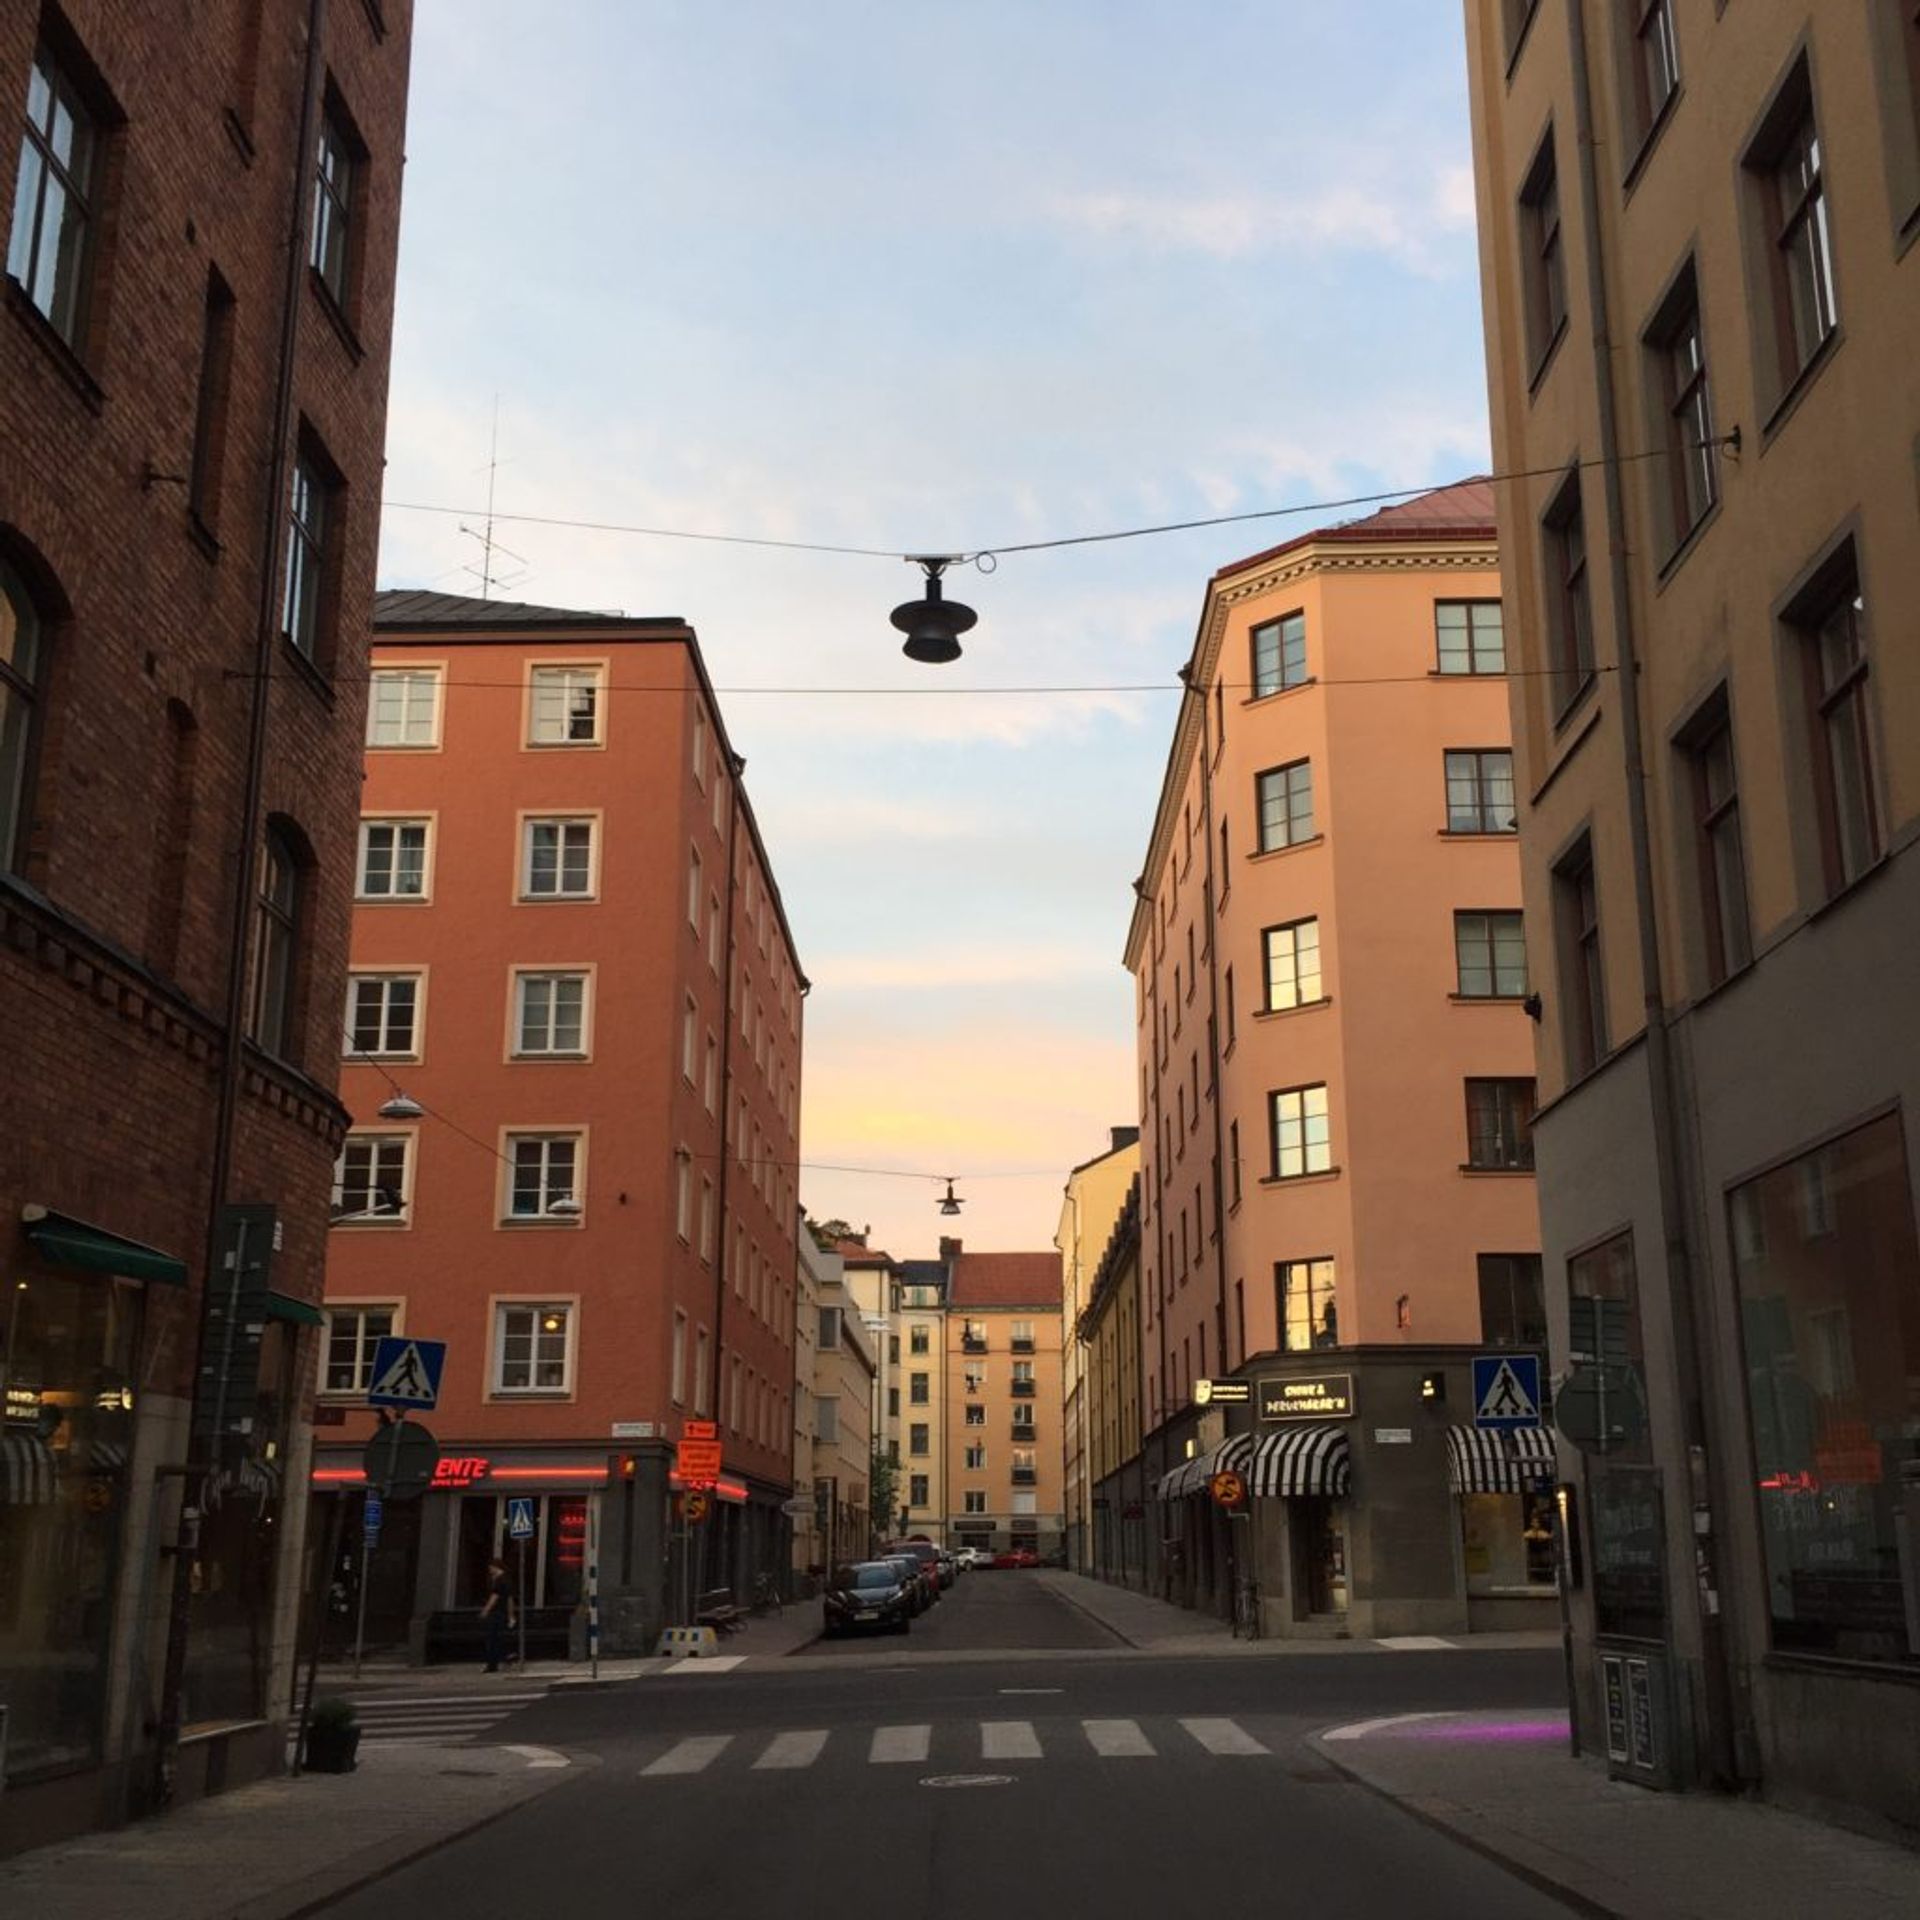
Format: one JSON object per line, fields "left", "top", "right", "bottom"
{"left": 1405, "top": 1717, "right": 1570, "bottom": 1744}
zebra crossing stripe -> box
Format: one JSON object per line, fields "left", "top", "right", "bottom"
{"left": 1083, "top": 1718, "right": 1154, "bottom": 1757}
{"left": 1180, "top": 1717, "right": 1270, "bottom": 1756}
{"left": 869, "top": 1724, "right": 931, "bottom": 1764}
{"left": 754, "top": 1730, "right": 829, "bottom": 1770}
{"left": 980, "top": 1721, "right": 1042, "bottom": 1761}
{"left": 643, "top": 1734, "right": 733, "bottom": 1776}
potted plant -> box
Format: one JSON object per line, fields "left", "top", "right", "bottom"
{"left": 304, "top": 1696, "right": 361, "bottom": 1773}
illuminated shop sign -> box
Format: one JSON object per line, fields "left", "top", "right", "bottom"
{"left": 1257, "top": 1372, "right": 1355, "bottom": 1421}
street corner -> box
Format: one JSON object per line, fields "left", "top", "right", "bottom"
{"left": 1318, "top": 1708, "right": 1572, "bottom": 1749}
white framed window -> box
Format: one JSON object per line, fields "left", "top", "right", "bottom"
{"left": 708, "top": 893, "right": 722, "bottom": 969}
{"left": 357, "top": 818, "right": 429, "bottom": 899}
{"left": 1269, "top": 1085, "right": 1332, "bottom": 1180}
{"left": 512, "top": 971, "right": 588, "bottom": 1057}
{"left": 492, "top": 1301, "right": 573, "bottom": 1394}
{"left": 344, "top": 972, "right": 420, "bottom": 1058}
{"left": 331, "top": 1133, "right": 411, "bottom": 1223}
{"left": 688, "top": 847, "right": 703, "bottom": 928}
{"left": 366, "top": 667, "right": 441, "bottom": 748}
{"left": 320, "top": 1302, "right": 397, "bottom": 1394}
{"left": 699, "top": 1178, "right": 715, "bottom": 1264}
{"left": 694, "top": 1327, "right": 711, "bottom": 1415}
{"left": 503, "top": 1131, "right": 582, "bottom": 1221}
{"left": 675, "top": 1151, "right": 691, "bottom": 1240}
{"left": 1262, "top": 918, "right": 1323, "bottom": 1011}
{"left": 692, "top": 704, "right": 707, "bottom": 788}
{"left": 965, "top": 1443, "right": 986, "bottom": 1470}
{"left": 964, "top": 1489, "right": 987, "bottom": 1514}
{"left": 703, "top": 1031, "right": 717, "bottom": 1112}
{"left": 520, "top": 816, "right": 595, "bottom": 899}
{"left": 528, "top": 664, "right": 603, "bottom": 745}
{"left": 671, "top": 1310, "right": 688, "bottom": 1404}
{"left": 681, "top": 996, "right": 698, "bottom": 1080}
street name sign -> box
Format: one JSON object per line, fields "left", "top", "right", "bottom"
{"left": 366, "top": 1337, "right": 447, "bottom": 1411}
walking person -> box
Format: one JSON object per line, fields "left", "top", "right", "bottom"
{"left": 480, "top": 1554, "right": 516, "bottom": 1672}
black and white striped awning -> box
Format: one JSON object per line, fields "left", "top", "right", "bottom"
{"left": 1446, "top": 1424, "right": 1557, "bottom": 1495}
{"left": 1, "top": 1431, "right": 57, "bottom": 1505}
{"left": 1154, "top": 1433, "right": 1254, "bottom": 1501}
{"left": 88, "top": 1439, "right": 130, "bottom": 1475}
{"left": 1249, "top": 1424, "right": 1350, "bottom": 1498}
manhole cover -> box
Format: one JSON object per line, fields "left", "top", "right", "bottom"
{"left": 919, "top": 1773, "right": 1014, "bottom": 1790}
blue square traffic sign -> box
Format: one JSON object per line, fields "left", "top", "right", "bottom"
{"left": 1472, "top": 1353, "right": 1543, "bottom": 1431}
{"left": 365, "top": 1336, "right": 447, "bottom": 1411}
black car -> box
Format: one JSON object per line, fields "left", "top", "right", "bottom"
{"left": 822, "top": 1560, "right": 913, "bottom": 1636}
{"left": 886, "top": 1539, "right": 944, "bottom": 1605}
{"left": 881, "top": 1552, "right": 931, "bottom": 1613}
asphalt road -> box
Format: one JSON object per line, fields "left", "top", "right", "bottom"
{"left": 318, "top": 1574, "right": 1573, "bottom": 1920}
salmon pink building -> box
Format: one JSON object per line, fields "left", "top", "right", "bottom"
{"left": 1126, "top": 483, "right": 1548, "bottom": 1638}
{"left": 316, "top": 591, "right": 806, "bottom": 1658}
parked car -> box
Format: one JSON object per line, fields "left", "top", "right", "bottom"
{"left": 934, "top": 1550, "right": 958, "bottom": 1588}
{"left": 822, "top": 1561, "right": 913, "bottom": 1636}
{"left": 881, "top": 1552, "right": 931, "bottom": 1614}
{"left": 992, "top": 1547, "right": 1039, "bottom": 1569}
{"left": 953, "top": 1546, "right": 982, "bottom": 1571}
{"left": 886, "top": 1540, "right": 945, "bottom": 1605}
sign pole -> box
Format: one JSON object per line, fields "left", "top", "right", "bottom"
{"left": 517, "top": 1525, "right": 528, "bottom": 1673}
{"left": 587, "top": 1487, "right": 601, "bottom": 1679}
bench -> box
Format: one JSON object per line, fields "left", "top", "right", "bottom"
{"left": 694, "top": 1587, "right": 745, "bottom": 1635}
{"left": 424, "top": 1605, "right": 574, "bottom": 1665}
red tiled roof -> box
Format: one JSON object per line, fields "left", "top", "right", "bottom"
{"left": 947, "top": 1252, "right": 1062, "bottom": 1309}
{"left": 1214, "top": 476, "right": 1496, "bottom": 583}
{"left": 829, "top": 1236, "right": 894, "bottom": 1265}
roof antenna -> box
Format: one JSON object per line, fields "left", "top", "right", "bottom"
{"left": 458, "top": 395, "right": 529, "bottom": 601}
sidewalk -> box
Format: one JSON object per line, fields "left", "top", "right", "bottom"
{"left": 1314, "top": 1709, "right": 1920, "bottom": 1919}
{"left": 0, "top": 1741, "right": 578, "bottom": 1920}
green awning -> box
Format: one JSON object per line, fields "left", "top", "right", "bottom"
{"left": 264, "top": 1291, "right": 326, "bottom": 1328}
{"left": 22, "top": 1207, "right": 188, "bottom": 1287}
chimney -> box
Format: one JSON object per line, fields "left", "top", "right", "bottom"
{"left": 938, "top": 1236, "right": 963, "bottom": 1261}
{"left": 1110, "top": 1125, "right": 1141, "bottom": 1153}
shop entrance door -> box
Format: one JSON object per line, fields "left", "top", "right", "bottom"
{"left": 452, "top": 1492, "right": 593, "bottom": 1609}
{"left": 1298, "top": 1497, "right": 1349, "bottom": 1616}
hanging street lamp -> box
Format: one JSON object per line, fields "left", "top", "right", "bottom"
{"left": 893, "top": 557, "right": 976, "bottom": 665}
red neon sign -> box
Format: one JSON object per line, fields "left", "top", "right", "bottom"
{"left": 433, "top": 1455, "right": 491, "bottom": 1488}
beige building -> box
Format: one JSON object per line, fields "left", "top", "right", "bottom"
{"left": 944, "top": 1249, "right": 1066, "bottom": 1559}
{"left": 1126, "top": 484, "right": 1545, "bottom": 1638}
{"left": 1058, "top": 1131, "right": 1142, "bottom": 1571}
{"left": 1465, "top": 0, "right": 1920, "bottom": 1829}
{"left": 1079, "top": 1177, "right": 1147, "bottom": 1588}
{"left": 798, "top": 1229, "right": 875, "bottom": 1568}
{"left": 894, "top": 1256, "right": 950, "bottom": 1542}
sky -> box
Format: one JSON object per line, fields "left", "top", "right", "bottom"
{"left": 374, "top": 1, "right": 1495, "bottom": 1260}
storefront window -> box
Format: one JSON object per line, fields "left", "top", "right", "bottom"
{"left": 1732, "top": 1114, "right": 1920, "bottom": 1666}
{"left": 544, "top": 1495, "right": 587, "bottom": 1607}
{"left": 0, "top": 1269, "right": 140, "bottom": 1780}
{"left": 1461, "top": 1491, "right": 1556, "bottom": 1593}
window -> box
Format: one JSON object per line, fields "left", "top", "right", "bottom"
{"left": 1, "top": 559, "right": 45, "bottom": 872}
{"left": 505, "top": 1132, "right": 580, "bottom": 1220}
{"left": 670, "top": 1311, "right": 688, "bottom": 1404}
{"left": 1478, "top": 1254, "right": 1547, "bottom": 1347}
{"left": 494, "top": 1302, "right": 571, "bottom": 1394}
{"left": 1646, "top": 273, "right": 1718, "bottom": 551}
{"left": 1229, "top": 1120, "right": 1242, "bottom": 1207}
{"left": 529, "top": 664, "right": 603, "bottom": 745}
{"left": 1445, "top": 750, "right": 1516, "bottom": 834}
{"left": 7, "top": 41, "right": 98, "bottom": 347}
{"left": 1278, "top": 1259, "right": 1338, "bottom": 1351}
{"left": 1624, "top": 0, "right": 1679, "bottom": 149}
{"left": 909, "top": 1474, "right": 930, "bottom": 1507}
{"left": 964, "top": 1489, "right": 987, "bottom": 1514}
{"left": 909, "top": 1423, "right": 929, "bottom": 1457}
{"left": 1224, "top": 966, "right": 1236, "bottom": 1047}
{"left": 1685, "top": 699, "right": 1751, "bottom": 984}
{"left": 357, "top": 818, "right": 428, "bottom": 899}
{"left": 521, "top": 816, "right": 595, "bottom": 898}
{"left": 367, "top": 668, "right": 441, "bottom": 748}
{"left": 1250, "top": 610, "right": 1307, "bottom": 698}
{"left": 514, "top": 971, "right": 588, "bottom": 1057}
{"left": 1455, "top": 910, "right": 1528, "bottom": 998}
{"left": 1752, "top": 80, "right": 1837, "bottom": 391}
{"left": 1519, "top": 133, "right": 1567, "bottom": 371}
{"left": 282, "top": 446, "right": 334, "bottom": 663}
{"left": 1733, "top": 1114, "right": 1920, "bottom": 1667}
{"left": 1543, "top": 473, "right": 1594, "bottom": 716}
{"left": 708, "top": 892, "right": 722, "bottom": 968}
{"left": 965, "top": 1404, "right": 985, "bottom": 1427}
{"left": 345, "top": 972, "right": 418, "bottom": 1058}
{"left": 1436, "top": 600, "right": 1506, "bottom": 675}
{"left": 310, "top": 97, "right": 358, "bottom": 308}
{"left": 321, "top": 1304, "right": 395, "bottom": 1394}
{"left": 1012, "top": 1361, "right": 1035, "bottom": 1396}
{"left": 188, "top": 269, "right": 236, "bottom": 534}
{"left": 703, "top": 1032, "right": 717, "bottom": 1111}
{"left": 1255, "top": 759, "right": 1314, "bottom": 852}
{"left": 674, "top": 1153, "right": 692, "bottom": 1239}
{"left": 694, "top": 1328, "right": 711, "bottom": 1415}
{"left": 1465, "top": 1079, "right": 1537, "bottom": 1171}
{"left": 1261, "top": 917, "right": 1322, "bottom": 1011}
{"left": 910, "top": 1325, "right": 930, "bottom": 1356}
{"left": 1012, "top": 1449, "right": 1036, "bottom": 1484}
{"left": 909, "top": 1372, "right": 929, "bottom": 1405}
{"left": 1011, "top": 1321, "right": 1035, "bottom": 1351}
{"left": 1268, "top": 1084, "right": 1332, "bottom": 1180}
{"left": 1792, "top": 560, "right": 1880, "bottom": 894}
{"left": 698, "top": 1178, "right": 714, "bottom": 1262}
{"left": 1503, "top": 0, "right": 1542, "bottom": 62}
{"left": 965, "top": 1443, "right": 986, "bottom": 1471}
{"left": 248, "top": 825, "right": 300, "bottom": 1050}
{"left": 1556, "top": 837, "right": 1608, "bottom": 1076}
{"left": 331, "top": 1133, "right": 409, "bottom": 1223}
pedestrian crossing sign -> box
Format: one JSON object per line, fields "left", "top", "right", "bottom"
{"left": 506, "top": 1496, "right": 537, "bottom": 1541}
{"left": 1472, "top": 1353, "right": 1543, "bottom": 1432}
{"left": 366, "top": 1336, "right": 447, "bottom": 1410}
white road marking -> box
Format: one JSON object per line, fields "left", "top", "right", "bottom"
{"left": 1180, "top": 1717, "right": 1269, "bottom": 1756}
{"left": 870, "top": 1724, "right": 932, "bottom": 1764}
{"left": 1083, "top": 1718, "right": 1155, "bottom": 1757}
{"left": 349, "top": 1692, "right": 545, "bottom": 1711}
{"left": 661, "top": 1655, "right": 747, "bottom": 1675}
{"left": 981, "top": 1720, "right": 1042, "bottom": 1760}
{"left": 998, "top": 1687, "right": 1063, "bottom": 1695}
{"left": 754, "top": 1730, "right": 829, "bottom": 1770}
{"left": 642, "top": 1734, "right": 732, "bottom": 1775}
{"left": 1321, "top": 1712, "right": 1455, "bottom": 1742}
{"left": 1374, "top": 1635, "right": 1457, "bottom": 1651}
{"left": 503, "top": 1744, "right": 570, "bottom": 1769}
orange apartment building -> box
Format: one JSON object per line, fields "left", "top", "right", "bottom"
{"left": 943, "top": 1247, "right": 1065, "bottom": 1561}
{"left": 316, "top": 592, "right": 806, "bottom": 1657}
{"left": 1125, "top": 484, "right": 1549, "bottom": 1638}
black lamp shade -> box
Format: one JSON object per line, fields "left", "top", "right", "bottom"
{"left": 893, "top": 572, "right": 976, "bottom": 664}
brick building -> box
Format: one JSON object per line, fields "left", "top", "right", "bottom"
{"left": 317, "top": 593, "right": 806, "bottom": 1656}
{"left": 0, "top": 0, "right": 412, "bottom": 1851}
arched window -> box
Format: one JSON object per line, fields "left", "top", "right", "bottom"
{"left": 248, "top": 823, "right": 301, "bottom": 1055}
{"left": 1, "top": 556, "right": 44, "bottom": 872}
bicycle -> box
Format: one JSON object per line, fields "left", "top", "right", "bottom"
{"left": 750, "top": 1571, "right": 783, "bottom": 1616}
{"left": 1232, "top": 1576, "right": 1261, "bottom": 1640}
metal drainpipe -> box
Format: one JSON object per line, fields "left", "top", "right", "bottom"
{"left": 709, "top": 739, "right": 742, "bottom": 1589}
{"left": 151, "top": 0, "right": 328, "bottom": 1809}
{"left": 1143, "top": 918, "right": 1172, "bottom": 1588}
{"left": 1191, "top": 670, "right": 1232, "bottom": 1373}
{"left": 1565, "top": 0, "right": 1744, "bottom": 1787}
